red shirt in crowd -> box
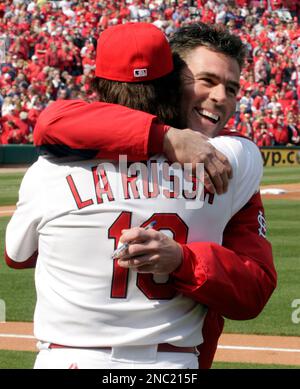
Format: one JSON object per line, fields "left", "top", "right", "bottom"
{"left": 272, "top": 123, "right": 289, "bottom": 145}
{"left": 0, "top": 113, "right": 29, "bottom": 144}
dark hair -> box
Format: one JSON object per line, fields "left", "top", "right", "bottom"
{"left": 92, "top": 71, "right": 180, "bottom": 126}
{"left": 170, "top": 23, "right": 247, "bottom": 71}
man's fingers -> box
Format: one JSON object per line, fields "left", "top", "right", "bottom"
{"left": 164, "top": 128, "right": 233, "bottom": 188}
{"left": 203, "top": 170, "right": 216, "bottom": 194}
{"left": 118, "top": 254, "right": 157, "bottom": 269}
{"left": 121, "top": 241, "right": 155, "bottom": 258}
{"left": 211, "top": 157, "right": 230, "bottom": 194}
{"left": 220, "top": 170, "right": 229, "bottom": 194}
{"left": 204, "top": 158, "right": 227, "bottom": 195}
{"left": 204, "top": 154, "right": 231, "bottom": 195}
{"left": 206, "top": 168, "right": 224, "bottom": 195}
{"left": 115, "top": 234, "right": 159, "bottom": 260}
{"left": 215, "top": 150, "right": 233, "bottom": 179}
{"left": 120, "top": 227, "right": 158, "bottom": 244}
{"left": 118, "top": 256, "right": 164, "bottom": 274}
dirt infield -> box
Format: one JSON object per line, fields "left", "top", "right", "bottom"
{"left": 0, "top": 322, "right": 299, "bottom": 366}
{"left": 0, "top": 166, "right": 28, "bottom": 173}
{"left": 0, "top": 322, "right": 34, "bottom": 352}
{"left": 216, "top": 333, "right": 300, "bottom": 366}
{"left": 260, "top": 183, "right": 300, "bottom": 201}
{"left": 0, "top": 205, "right": 16, "bottom": 217}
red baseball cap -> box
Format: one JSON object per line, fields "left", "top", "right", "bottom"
{"left": 95, "top": 22, "right": 173, "bottom": 82}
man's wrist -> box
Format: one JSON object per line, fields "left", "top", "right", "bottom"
{"left": 171, "top": 244, "right": 193, "bottom": 280}
{"left": 148, "top": 122, "right": 170, "bottom": 155}
{"left": 163, "top": 127, "right": 181, "bottom": 162}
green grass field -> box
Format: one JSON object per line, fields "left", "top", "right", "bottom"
{"left": 0, "top": 217, "right": 35, "bottom": 321}
{"left": 261, "top": 166, "right": 300, "bottom": 186}
{"left": 0, "top": 173, "right": 23, "bottom": 206}
{"left": 0, "top": 165, "right": 299, "bottom": 368}
{"left": 224, "top": 199, "right": 300, "bottom": 335}
{"left": 0, "top": 350, "right": 36, "bottom": 369}
{"left": 212, "top": 361, "right": 300, "bottom": 369}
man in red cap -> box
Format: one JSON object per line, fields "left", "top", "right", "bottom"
{"left": 7, "top": 23, "right": 276, "bottom": 370}
{"left": 6, "top": 22, "right": 228, "bottom": 370}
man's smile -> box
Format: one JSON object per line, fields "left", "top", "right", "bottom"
{"left": 194, "top": 108, "right": 220, "bottom": 124}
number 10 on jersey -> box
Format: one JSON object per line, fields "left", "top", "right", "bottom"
{"left": 108, "top": 212, "right": 188, "bottom": 300}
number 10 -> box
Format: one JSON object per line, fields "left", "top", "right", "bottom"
{"left": 108, "top": 212, "right": 188, "bottom": 300}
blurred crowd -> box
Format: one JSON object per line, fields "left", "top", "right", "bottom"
{"left": 0, "top": 0, "right": 299, "bottom": 146}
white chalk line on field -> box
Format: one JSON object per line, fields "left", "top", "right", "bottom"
{"left": 0, "top": 208, "right": 15, "bottom": 215}
{"left": 1, "top": 333, "right": 300, "bottom": 354}
{"left": 218, "top": 345, "right": 300, "bottom": 353}
{"left": 0, "top": 333, "right": 35, "bottom": 339}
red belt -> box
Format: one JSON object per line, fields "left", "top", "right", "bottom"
{"left": 49, "top": 343, "right": 196, "bottom": 354}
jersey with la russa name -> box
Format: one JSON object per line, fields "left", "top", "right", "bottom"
{"left": 5, "top": 136, "right": 262, "bottom": 348}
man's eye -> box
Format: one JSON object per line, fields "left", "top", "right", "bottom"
{"left": 201, "top": 78, "right": 213, "bottom": 84}
{"left": 227, "top": 87, "right": 237, "bottom": 96}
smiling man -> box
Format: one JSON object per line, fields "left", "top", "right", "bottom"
{"left": 171, "top": 24, "right": 242, "bottom": 137}
{"left": 179, "top": 48, "right": 240, "bottom": 136}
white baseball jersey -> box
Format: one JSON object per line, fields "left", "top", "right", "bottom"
{"left": 5, "top": 136, "right": 262, "bottom": 348}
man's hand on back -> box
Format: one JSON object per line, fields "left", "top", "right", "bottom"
{"left": 164, "top": 127, "right": 233, "bottom": 195}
